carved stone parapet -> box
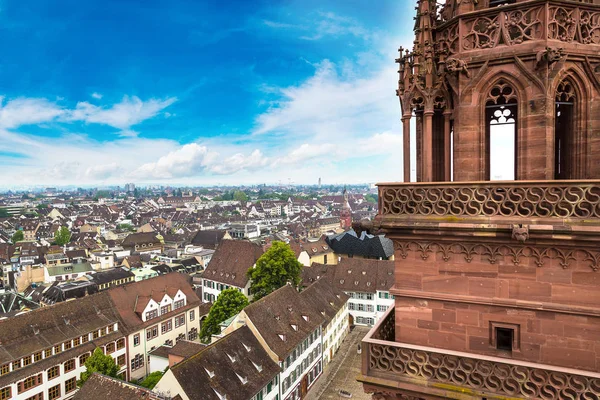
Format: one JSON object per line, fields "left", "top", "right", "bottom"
{"left": 368, "top": 341, "right": 600, "bottom": 400}
{"left": 378, "top": 181, "right": 600, "bottom": 219}
{"left": 362, "top": 310, "right": 600, "bottom": 400}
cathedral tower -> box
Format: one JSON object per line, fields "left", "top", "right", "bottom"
{"left": 359, "top": 0, "right": 600, "bottom": 398}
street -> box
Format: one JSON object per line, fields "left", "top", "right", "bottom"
{"left": 306, "top": 326, "right": 371, "bottom": 400}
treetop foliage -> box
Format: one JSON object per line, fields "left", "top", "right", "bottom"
{"left": 199, "top": 288, "right": 249, "bottom": 342}
{"left": 248, "top": 241, "right": 303, "bottom": 301}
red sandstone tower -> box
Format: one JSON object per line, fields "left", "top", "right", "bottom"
{"left": 340, "top": 187, "right": 352, "bottom": 230}
{"left": 358, "top": 0, "right": 600, "bottom": 398}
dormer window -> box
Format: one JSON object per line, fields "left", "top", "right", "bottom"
{"left": 362, "top": 271, "right": 366, "bottom": 275}
{"left": 205, "top": 368, "right": 215, "bottom": 378}
{"left": 242, "top": 343, "right": 251, "bottom": 352}
{"left": 252, "top": 361, "right": 263, "bottom": 372}
{"left": 291, "top": 324, "right": 298, "bottom": 331}
{"left": 174, "top": 299, "right": 185, "bottom": 310}
{"left": 354, "top": 281, "right": 359, "bottom": 286}
{"left": 347, "top": 270, "right": 352, "bottom": 274}
{"left": 302, "top": 315, "right": 309, "bottom": 322}
{"left": 278, "top": 334, "right": 286, "bottom": 341}
{"left": 213, "top": 388, "right": 227, "bottom": 400}
{"left": 287, "top": 306, "right": 293, "bottom": 312}
{"left": 236, "top": 373, "right": 248, "bottom": 385}
{"left": 226, "top": 353, "right": 237, "bottom": 363}
{"left": 340, "top": 279, "right": 344, "bottom": 284}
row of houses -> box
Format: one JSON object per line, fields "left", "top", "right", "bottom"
{"left": 201, "top": 238, "right": 395, "bottom": 327}
{"left": 153, "top": 278, "right": 349, "bottom": 400}
{"left": 0, "top": 273, "right": 210, "bottom": 400}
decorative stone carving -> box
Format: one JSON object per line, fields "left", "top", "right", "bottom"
{"left": 369, "top": 341, "right": 600, "bottom": 400}
{"left": 393, "top": 240, "right": 600, "bottom": 271}
{"left": 536, "top": 46, "right": 566, "bottom": 69}
{"left": 511, "top": 224, "right": 529, "bottom": 242}
{"left": 556, "top": 79, "right": 577, "bottom": 102}
{"left": 445, "top": 58, "right": 470, "bottom": 77}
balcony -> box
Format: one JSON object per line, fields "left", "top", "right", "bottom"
{"left": 375, "top": 180, "right": 600, "bottom": 228}
{"left": 358, "top": 308, "right": 600, "bottom": 399}
{"left": 436, "top": 0, "right": 600, "bottom": 57}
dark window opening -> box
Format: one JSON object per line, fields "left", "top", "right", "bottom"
{"left": 555, "top": 103, "right": 573, "bottom": 179}
{"left": 555, "top": 80, "right": 576, "bottom": 180}
{"left": 496, "top": 327, "right": 513, "bottom": 351}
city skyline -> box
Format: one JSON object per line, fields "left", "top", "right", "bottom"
{"left": 0, "top": 0, "right": 416, "bottom": 188}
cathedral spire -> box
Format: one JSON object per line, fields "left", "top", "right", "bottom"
{"left": 413, "top": 0, "right": 437, "bottom": 89}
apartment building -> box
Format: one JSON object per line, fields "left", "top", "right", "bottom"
{"left": 0, "top": 293, "right": 127, "bottom": 400}
{"left": 103, "top": 273, "right": 210, "bottom": 381}
{"left": 154, "top": 326, "right": 280, "bottom": 400}
{"left": 202, "top": 240, "right": 263, "bottom": 303}
{"left": 230, "top": 284, "right": 332, "bottom": 400}
{"left": 303, "top": 258, "right": 395, "bottom": 327}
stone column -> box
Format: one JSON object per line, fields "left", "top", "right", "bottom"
{"left": 422, "top": 110, "right": 434, "bottom": 182}
{"left": 402, "top": 115, "right": 411, "bottom": 182}
{"left": 444, "top": 111, "right": 452, "bottom": 181}
{"left": 416, "top": 112, "right": 423, "bottom": 182}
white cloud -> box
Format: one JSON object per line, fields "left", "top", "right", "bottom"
{"left": 131, "top": 143, "right": 215, "bottom": 179}
{"left": 210, "top": 149, "right": 268, "bottom": 175}
{"left": 91, "top": 92, "right": 103, "bottom": 99}
{"left": 254, "top": 59, "right": 398, "bottom": 141}
{"left": 85, "top": 163, "right": 122, "bottom": 179}
{"left": 300, "top": 12, "right": 372, "bottom": 41}
{"left": 273, "top": 143, "right": 337, "bottom": 166}
{"left": 0, "top": 94, "right": 176, "bottom": 136}
{"left": 69, "top": 95, "right": 177, "bottom": 132}
{"left": 263, "top": 20, "right": 297, "bottom": 29}
{"left": 0, "top": 97, "right": 65, "bottom": 128}
{"left": 263, "top": 11, "right": 374, "bottom": 42}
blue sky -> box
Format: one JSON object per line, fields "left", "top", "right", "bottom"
{"left": 0, "top": 0, "right": 416, "bottom": 188}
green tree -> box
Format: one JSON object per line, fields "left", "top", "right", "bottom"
{"left": 54, "top": 226, "right": 71, "bottom": 246}
{"left": 79, "top": 347, "right": 119, "bottom": 386}
{"left": 200, "top": 288, "right": 249, "bottom": 342}
{"left": 139, "top": 371, "right": 164, "bottom": 389}
{"left": 11, "top": 230, "right": 24, "bottom": 243}
{"left": 365, "top": 193, "right": 378, "bottom": 203}
{"left": 233, "top": 190, "right": 249, "bottom": 202}
{"left": 248, "top": 241, "right": 303, "bottom": 301}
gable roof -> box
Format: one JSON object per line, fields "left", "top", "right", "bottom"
{"left": 105, "top": 273, "right": 200, "bottom": 332}
{"left": 243, "top": 285, "right": 324, "bottom": 360}
{"left": 75, "top": 373, "right": 162, "bottom": 400}
{"left": 169, "top": 325, "right": 279, "bottom": 400}
{"left": 203, "top": 240, "right": 263, "bottom": 288}
{"left": 0, "top": 291, "right": 120, "bottom": 365}
{"left": 326, "top": 229, "right": 394, "bottom": 259}
{"left": 122, "top": 232, "right": 161, "bottom": 246}
{"left": 300, "top": 279, "right": 349, "bottom": 325}
{"left": 303, "top": 258, "right": 395, "bottom": 293}
{"left": 190, "top": 229, "right": 227, "bottom": 249}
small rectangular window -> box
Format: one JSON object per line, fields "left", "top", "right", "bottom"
{"left": 496, "top": 327, "right": 513, "bottom": 351}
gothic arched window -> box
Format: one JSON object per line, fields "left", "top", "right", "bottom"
{"left": 485, "top": 80, "right": 518, "bottom": 180}
{"left": 555, "top": 79, "right": 576, "bottom": 179}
